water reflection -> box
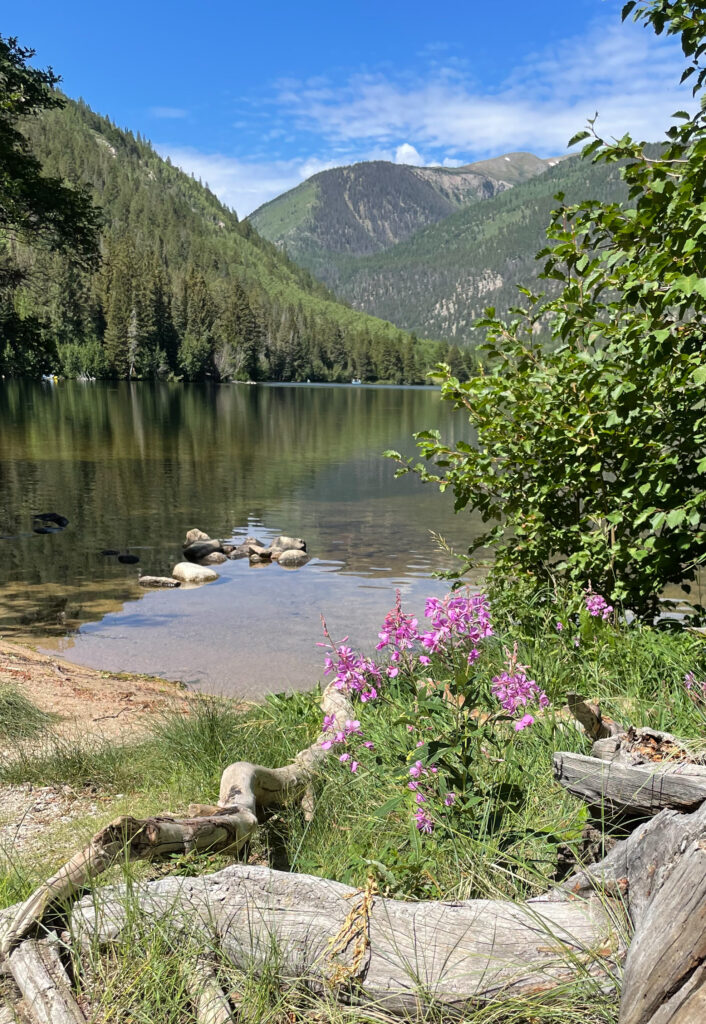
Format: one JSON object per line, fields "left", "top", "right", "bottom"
{"left": 0, "top": 381, "right": 485, "bottom": 695}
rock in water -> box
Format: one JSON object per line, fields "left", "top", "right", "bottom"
{"left": 271, "top": 535, "right": 306, "bottom": 554}
{"left": 172, "top": 562, "right": 219, "bottom": 583}
{"left": 118, "top": 553, "right": 140, "bottom": 565}
{"left": 199, "top": 552, "right": 227, "bottom": 565}
{"left": 100, "top": 549, "right": 120, "bottom": 556}
{"left": 184, "top": 528, "right": 210, "bottom": 546}
{"left": 33, "top": 512, "right": 69, "bottom": 529}
{"left": 277, "top": 549, "right": 310, "bottom": 568}
{"left": 183, "top": 540, "right": 223, "bottom": 562}
{"left": 139, "top": 576, "right": 181, "bottom": 588}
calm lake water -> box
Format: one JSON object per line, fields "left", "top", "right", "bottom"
{"left": 0, "top": 381, "right": 485, "bottom": 696}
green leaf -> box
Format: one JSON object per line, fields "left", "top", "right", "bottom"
{"left": 373, "top": 795, "right": 405, "bottom": 819}
{"left": 694, "top": 365, "right": 706, "bottom": 385}
{"left": 567, "top": 130, "right": 591, "bottom": 147}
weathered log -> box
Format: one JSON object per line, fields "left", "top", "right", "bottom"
{"left": 64, "top": 864, "right": 621, "bottom": 1015}
{"left": 553, "top": 751, "right": 706, "bottom": 816}
{"left": 0, "top": 683, "right": 352, "bottom": 957}
{"left": 8, "top": 936, "right": 85, "bottom": 1024}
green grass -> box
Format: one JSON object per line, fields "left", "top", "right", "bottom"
{"left": 0, "top": 684, "right": 55, "bottom": 741}
{"left": 1, "top": 600, "right": 704, "bottom": 1022}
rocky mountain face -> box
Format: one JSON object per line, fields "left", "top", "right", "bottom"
{"left": 249, "top": 152, "right": 558, "bottom": 262}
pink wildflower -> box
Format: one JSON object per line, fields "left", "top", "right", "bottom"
{"left": 414, "top": 808, "right": 433, "bottom": 834}
{"left": 514, "top": 714, "right": 535, "bottom": 732}
{"left": 444, "top": 792, "right": 456, "bottom": 807}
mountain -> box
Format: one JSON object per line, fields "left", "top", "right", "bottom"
{"left": 249, "top": 153, "right": 558, "bottom": 269}
{"left": 254, "top": 154, "right": 629, "bottom": 344}
{"left": 6, "top": 99, "right": 439, "bottom": 383}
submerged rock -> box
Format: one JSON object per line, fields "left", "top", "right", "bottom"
{"left": 33, "top": 512, "right": 69, "bottom": 529}
{"left": 100, "top": 549, "right": 120, "bottom": 556}
{"left": 172, "top": 562, "right": 219, "bottom": 583}
{"left": 139, "top": 576, "right": 180, "bottom": 588}
{"left": 118, "top": 553, "right": 140, "bottom": 565}
{"left": 277, "top": 548, "right": 310, "bottom": 568}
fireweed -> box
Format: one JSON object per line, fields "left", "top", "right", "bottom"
{"left": 318, "top": 590, "right": 547, "bottom": 835}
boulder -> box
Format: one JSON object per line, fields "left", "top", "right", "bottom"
{"left": 172, "top": 562, "right": 219, "bottom": 584}
{"left": 249, "top": 553, "right": 269, "bottom": 565}
{"left": 185, "top": 528, "right": 210, "bottom": 545}
{"left": 199, "top": 552, "right": 227, "bottom": 565}
{"left": 183, "top": 540, "right": 223, "bottom": 562}
{"left": 221, "top": 544, "right": 236, "bottom": 555}
{"left": 117, "top": 553, "right": 140, "bottom": 564}
{"left": 139, "top": 576, "right": 181, "bottom": 588}
{"left": 277, "top": 548, "right": 310, "bottom": 568}
{"left": 248, "top": 544, "right": 272, "bottom": 558}
{"left": 228, "top": 545, "right": 250, "bottom": 560}
{"left": 271, "top": 535, "right": 306, "bottom": 554}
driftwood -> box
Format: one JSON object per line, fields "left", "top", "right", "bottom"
{"left": 7, "top": 936, "right": 85, "bottom": 1024}
{"left": 1, "top": 692, "right": 705, "bottom": 1023}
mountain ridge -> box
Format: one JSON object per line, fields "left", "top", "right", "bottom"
{"left": 249, "top": 151, "right": 559, "bottom": 261}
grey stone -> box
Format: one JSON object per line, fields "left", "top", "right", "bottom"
{"left": 271, "top": 535, "right": 306, "bottom": 553}
{"left": 199, "top": 552, "right": 228, "bottom": 565}
{"left": 185, "top": 528, "right": 210, "bottom": 545}
{"left": 183, "top": 540, "right": 223, "bottom": 562}
{"left": 277, "top": 548, "right": 310, "bottom": 568}
{"left": 139, "top": 576, "right": 181, "bottom": 588}
{"left": 172, "top": 562, "right": 219, "bottom": 583}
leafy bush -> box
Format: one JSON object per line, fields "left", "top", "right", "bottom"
{"left": 389, "top": 0, "right": 706, "bottom": 618}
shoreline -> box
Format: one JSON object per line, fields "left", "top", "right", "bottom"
{"left": 0, "top": 637, "right": 190, "bottom": 746}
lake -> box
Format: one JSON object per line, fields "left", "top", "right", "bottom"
{"left": 0, "top": 380, "right": 485, "bottom": 696}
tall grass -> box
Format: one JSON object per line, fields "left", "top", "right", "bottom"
{"left": 0, "top": 684, "right": 54, "bottom": 741}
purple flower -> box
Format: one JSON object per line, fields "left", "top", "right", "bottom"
{"left": 409, "top": 760, "right": 424, "bottom": 778}
{"left": 322, "top": 714, "right": 336, "bottom": 732}
{"left": 414, "top": 809, "right": 433, "bottom": 834}
{"left": 491, "top": 644, "right": 549, "bottom": 727}
{"left": 320, "top": 739, "right": 333, "bottom": 750}
{"left": 514, "top": 714, "right": 535, "bottom": 732}
{"left": 408, "top": 781, "right": 419, "bottom": 791}
{"left": 350, "top": 761, "right": 359, "bottom": 773}
{"left": 555, "top": 621, "right": 563, "bottom": 632}
{"left": 363, "top": 740, "right": 375, "bottom": 749}
{"left": 419, "top": 655, "right": 431, "bottom": 666}
{"left": 444, "top": 792, "right": 456, "bottom": 807}
{"left": 344, "top": 719, "right": 362, "bottom": 736}
{"left": 415, "top": 792, "right": 426, "bottom": 804}
{"left": 339, "top": 753, "right": 350, "bottom": 763}
{"left": 585, "top": 591, "right": 614, "bottom": 620}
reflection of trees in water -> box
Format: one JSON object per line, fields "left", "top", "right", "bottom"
{"left": 0, "top": 382, "right": 474, "bottom": 625}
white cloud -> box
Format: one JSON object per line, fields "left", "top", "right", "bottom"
{"left": 275, "top": 18, "right": 695, "bottom": 158}
{"left": 154, "top": 146, "right": 343, "bottom": 216}
{"left": 149, "top": 106, "right": 188, "bottom": 119}
{"left": 395, "top": 142, "right": 425, "bottom": 165}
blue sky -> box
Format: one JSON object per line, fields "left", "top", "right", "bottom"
{"left": 6, "top": 0, "right": 695, "bottom": 215}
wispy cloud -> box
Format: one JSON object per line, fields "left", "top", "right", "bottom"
{"left": 153, "top": 146, "right": 341, "bottom": 215}
{"left": 275, "top": 18, "right": 694, "bottom": 157}
{"left": 149, "top": 106, "right": 188, "bottom": 119}
{"left": 156, "top": 14, "right": 696, "bottom": 217}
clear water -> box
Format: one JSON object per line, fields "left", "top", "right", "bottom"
{"left": 0, "top": 380, "right": 486, "bottom": 696}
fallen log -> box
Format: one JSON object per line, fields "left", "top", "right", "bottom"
{"left": 1, "top": 694, "right": 704, "bottom": 1022}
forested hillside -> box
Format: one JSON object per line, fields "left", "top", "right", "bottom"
{"left": 273, "top": 154, "right": 632, "bottom": 343}
{"left": 3, "top": 98, "right": 439, "bottom": 382}
{"left": 249, "top": 153, "right": 557, "bottom": 277}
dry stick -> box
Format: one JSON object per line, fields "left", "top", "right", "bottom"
{"left": 0, "top": 683, "right": 353, "bottom": 958}
{"left": 8, "top": 936, "right": 85, "bottom": 1024}
{"left": 182, "top": 956, "right": 233, "bottom": 1024}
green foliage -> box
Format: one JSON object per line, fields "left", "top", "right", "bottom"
{"left": 393, "top": 1, "right": 706, "bottom": 617}
{"left": 0, "top": 685, "right": 53, "bottom": 740}
{"left": 2, "top": 61, "right": 431, "bottom": 382}
{"left": 0, "top": 36, "right": 100, "bottom": 375}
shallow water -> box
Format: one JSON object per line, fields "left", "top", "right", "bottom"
{"left": 0, "top": 381, "right": 485, "bottom": 696}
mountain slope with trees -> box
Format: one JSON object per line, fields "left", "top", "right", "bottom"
{"left": 266, "top": 154, "right": 631, "bottom": 344}
{"left": 2, "top": 67, "right": 437, "bottom": 382}
{"left": 249, "top": 153, "right": 558, "bottom": 271}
